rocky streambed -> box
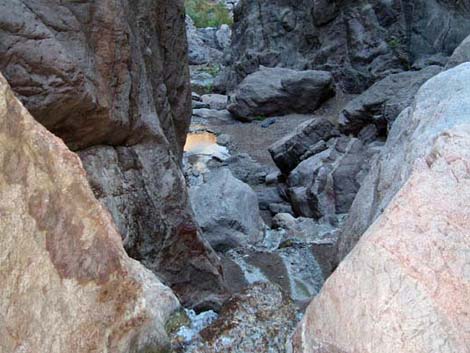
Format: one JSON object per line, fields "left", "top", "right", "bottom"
{"left": 0, "top": 0, "right": 469, "bottom": 353}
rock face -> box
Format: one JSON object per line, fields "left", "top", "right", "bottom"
{"left": 337, "top": 62, "right": 470, "bottom": 261}
{"left": 190, "top": 168, "right": 264, "bottom": 251}
{"left": 339, "top": 66, "right": 443, "bottom": 136}
{"left": 291, "top": 66, "right": 470, "bottom": 353}
{"left": 221, "top": 0, "right": 470, "bottom": 93}
{"left": 269, "top": 117, "right": 340, "bottom": 174}
{"left": 447, "top": 34, "right": 470, "bottom": 68}
{"left": 186, "top": 16, "right": 229, "bottom": 65}
{"left": 0, "top": 74, "right": 181, "bottom": 353}
{"left": 287, "top": 136, "right": 376, "bottom": 220}
{"left": 185, "top": 283, "right": 298, "bottom": 353}
{"left": 227, "top": 67, "right": 335, "bottom": 121}
{"left": 0, "top": 0, "right": 226, "bottom": 308}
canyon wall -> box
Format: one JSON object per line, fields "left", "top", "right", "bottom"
{"left": 219, "top": 0, "right": 470, "bottom": 93}
{"left": 0, "top": 0, "right": 226, "bottom": 309}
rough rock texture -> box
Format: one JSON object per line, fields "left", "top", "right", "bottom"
{"left": 185, "top": 283, "right": 298, "bottom": 353}
{"left": 227, "top": 67, "right": 335, "bottom": 121}
{"left": 291, "top": 66, "right": 470, "bottom": 353}
{"left": 287, "top": 136, "right": 380, "bottom": 220}
{"left": 446, "top": 34, "right": 470, "bottom": 68}
{"left": 0, "top": 74, "right": 181, "bottom": 353}
{"left": 339, "top": 66, "right": 443, "bottom": 136}
{"left": 220, "top": 0, "right": 470, "bottom": 93}
{"left": 269, "top": 117, "right": 340, "bottom": 174}
{"left": 0, "top": 0, "right": 226, "bottom": 308}
{"left": 337, "top": 62, "right": 470, "bottom": 262}
{"left": 190, "top": 168, "right": 264, "bottom": 251}
{"left": 186, "top": 16, "right": 228, "bottom": 65}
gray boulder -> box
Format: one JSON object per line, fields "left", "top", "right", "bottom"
{"left": 190, "top": 168, "right": 264, "bottom": 251}
{"left": 192, "top": 108, "right": 233, "bottom": 122}
{"left": 339, "top": 66, "right": 443, "bottom": 136}
{"left": 227, "top": 67, "right": 335, "bottom": 121}
{"left": 269, "top": 117, "right": 340, "bottom": 174}
{"left": 201, "top": 93, "right": 229, "bottom": 110}
{"left": 287, "top": 137, "right": 380, "bottom": 220}
{"left": 446, "top": 34, "right": 470, "bottom": 69}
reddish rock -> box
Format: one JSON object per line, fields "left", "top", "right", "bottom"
{"left": 0, "top": 0, "right": 227, "bottom": 308}
{"left": 0, "top": 73, "right": 181, "bottom": 353}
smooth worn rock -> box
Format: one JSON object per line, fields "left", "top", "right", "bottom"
{"left": 269, "top": 117, "right": 340, "bottom": 174}
{"left": 227, "top": 67, "right": 335, "bottom": 121}
{"left": 220, "top": 0, "right": 470, "bottom": 93}
{"left": 190, "top": 168, "right": 264, "bottom": 252}
{"left": 339, "top": 66, "right": 443, "bottom": 136}
{"left": 0, "top": 74, "right": 181, "bottom": 353}
{"left": 184, "top": 283, "right": 298, "bottom": 353}
{"left": 0, "top": 0, "right": 227, "bottom": 309}
{"left": 201, "top": 94, "right": 229, "bottom": 110}
{"left": 292, "top": 68, "right": 470, "bottom": 353}
{"left": 337, "top": 62, "right": 470, "bottom": 262}
{"left": 446, "top": 34, "right": 470, "bottom": 68}
{"left": 192, "top": 108, "right": 234, "bottom": 122}
{"left": 287, "top": 136, "right": 376, "bottom": 220}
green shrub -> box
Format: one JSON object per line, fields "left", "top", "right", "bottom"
{"left": 185, "top": 0, "right": 233, "bottom": 28}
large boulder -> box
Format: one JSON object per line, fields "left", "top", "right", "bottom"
{"left": 0, "top": 74, "right": 180, "bottom": 353}
{"left": 338, "top": 62, "right": 470, "bottom": 261}
{"left": 190, "top": 168, "right": 264, "bottom": 251}
{"left": 227, "top": 67, "right": 335, "bottom": 121}
{"left": 290, "top": 66, "right": 470, "bottom": 353}
{"left": 0, "top": 0, "right": 227, "bottom": 308}
{"left": 287, "top": 136, "right": 377, "bottom": 220}
{"left": 446, "top": 34, "right": 470, "bottom": 68}
{"left": 338, "top": 66, "right": 443, "bottom": 136}
{"left": 269, "top": 117, "right": 340, "bottom": 174}
{"left": 220, "top": 0, "right": 470, "bottom": 93}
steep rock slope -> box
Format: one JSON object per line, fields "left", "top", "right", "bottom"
{"left": 0, "top": 0, "right": 226, "bottom": 308}
{"left": 220, "top": 0, "right": 470, "bottom": 93}
{"left": 291, "top": 64, "right": 470, "bottom": 353}
{"left": 0, "top": 73, "right": 181, "bottom": 353}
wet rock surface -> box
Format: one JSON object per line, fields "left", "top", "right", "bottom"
{"left": 177, "top": 283, "right": 298, "bottom": 353}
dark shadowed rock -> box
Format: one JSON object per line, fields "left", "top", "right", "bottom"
{"left": 269, "top": 117, "right": 340, "bottom": 174}
{"left": 287, "top": 137, "right": 382, "bottom": 220}
{"left": 220, "top": 0, "right": 470, "bottom": 93}
{"left": 227, "top": 67, "right": 335, "bottom": 121}
{"left": 338, "top": 66, "right": 443, "bottom": 136}
{"left": 0, "top": 0, "right": 227, "bottom": 309}
{"left": 0, "top": 73, "right": 181, "bottom": 353}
